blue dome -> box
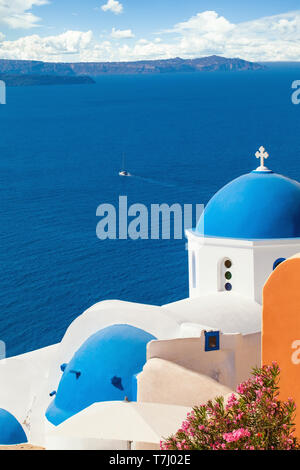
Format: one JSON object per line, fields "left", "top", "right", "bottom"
{"left": 0, "top": 409, "right": 27, "bottom": 445}
{"left": 196, "top": 171, "right": 300, "bottom": 239}
{"left": 46, "top": 324, "right": 156, "bottom": 426}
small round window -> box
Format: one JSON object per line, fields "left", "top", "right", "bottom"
{"left": 273, "top": 258, "right": 286, "bottom": 270}
{"left": 221, "top": 258, "right": 233, "bottom": 292}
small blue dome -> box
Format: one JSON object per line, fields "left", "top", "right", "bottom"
{"left": 0, "top": 409, "right": 27, "bottom": 445}
{"left": 196, "top": 171, "right": 300, "bottom": 239}
{"left": 46, "top": 324, "right": 156, "bottom": 426}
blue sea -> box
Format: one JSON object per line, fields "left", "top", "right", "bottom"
{"left": 1, "top": 66, "right": 300, "bottom": 357}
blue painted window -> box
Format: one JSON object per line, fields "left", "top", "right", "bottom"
{"left": 205, "top": 331, "right": 220, "bottom": 352}
{"left": 273, "top": 258, "right": 286, "bottom": 270}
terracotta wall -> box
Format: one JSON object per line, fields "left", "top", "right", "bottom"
{"left": 262, "top": 254, "right": 300, "bottom": 436}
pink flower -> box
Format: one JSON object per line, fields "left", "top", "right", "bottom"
{"left": 227, "top": 393, "right": 238, "bottom": 407}
{"left": 237, "top": 384, "right": 245, "bottom": 394}
{"left": 161, "top": 364, "right": 298, "bottom": 451}
{"left": 223, "top": 428, "right": 251, "bottom": 443}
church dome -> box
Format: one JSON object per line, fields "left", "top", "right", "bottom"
{"left": 46, "top": 324, "right": 156, "bottom": 426}
{"left": 196, "top": 170, "right": 300, "bottom": 239}
{"left": 0, "top": 409, "right": 27, "bottom": 445}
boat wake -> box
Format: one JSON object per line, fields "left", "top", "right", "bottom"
{"left": 128, "top": 174, "right": 177, "bottom": 189}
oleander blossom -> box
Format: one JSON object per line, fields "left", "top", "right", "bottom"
{"left": 223, "top": 428, "right": 251, "bottom": 442}
{"left": 160, "top": 363, "right": 299, "bottom": 450}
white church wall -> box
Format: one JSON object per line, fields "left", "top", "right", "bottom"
{"left": 187, "top": 232, "right": 255, "bottom": 300}
{"left": 187, "top": 231, "right": 300, "bottom": 304}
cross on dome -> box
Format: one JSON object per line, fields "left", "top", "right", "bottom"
{"left": 255, "top": 146, "right": 270, "bottom": 172}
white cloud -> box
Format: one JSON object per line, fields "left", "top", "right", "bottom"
{"left": 111, "top": 27, "right": 134, "bottom": 39}
{"left": 0, "top": 0, "right": 49, "bottom": 29}
{"left": 2, "top": 10, "right": 300, "bottom": 62}
{"left": 101, "top": 0, "right": 123, "bottom": 15}
{"left": 167, "top": 10, "right": 235, "bottom": 35}
{"left": 0, "top": 30, "right": 93, "bottom": 61}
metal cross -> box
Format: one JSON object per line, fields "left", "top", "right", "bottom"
{"left": 255, "top": 146, "right": 269, "bottom": 168}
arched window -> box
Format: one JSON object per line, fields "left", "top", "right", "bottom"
{"left": 219, "top": 258, "right": 233, "bottom": 291}
{"left": 273, "top": 258, "right": 286, "bottom": 270}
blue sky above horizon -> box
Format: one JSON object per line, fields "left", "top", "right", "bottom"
{"left": 1, "top": 1, "right": 300, "bottom": 62}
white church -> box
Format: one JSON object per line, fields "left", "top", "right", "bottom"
{"left": 1, "top": 147, "right": 300, "bottom": 449}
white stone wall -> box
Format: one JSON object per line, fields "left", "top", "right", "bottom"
{"left": 187, "top": 232, "right": 255, "bottom": 300}
{"left": 187, "top": 230, "right": 300, "bottom": 304}
{"left": 143, "top": 330, "right": 261, "bottom": 391}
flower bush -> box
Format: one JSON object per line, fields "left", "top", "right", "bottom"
{"left": 161, "top": 363, "right": 299, "bottom": 450}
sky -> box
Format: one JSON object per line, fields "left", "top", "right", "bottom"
{"left": 1, "top": 1, "right": 300, "bottom": 62}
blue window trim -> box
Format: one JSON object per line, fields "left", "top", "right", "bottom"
{"left": 273, "top": 258, "right": 286, "bottom": 270}
{"left": 205, "top": 331, "right": 220, "bottom": 352}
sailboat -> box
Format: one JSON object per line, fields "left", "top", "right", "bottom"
{"left": 119, "top": 154, "right": 130, "bottom": 176}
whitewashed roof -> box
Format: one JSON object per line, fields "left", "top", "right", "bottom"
{"left": 163, "top": 292, "right": 261, "bottom": 335}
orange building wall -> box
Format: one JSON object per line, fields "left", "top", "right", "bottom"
{"left": 262, "top": 255, "right": 300, "bottom": 436}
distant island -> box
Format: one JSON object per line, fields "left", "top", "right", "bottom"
{"left": 0, "top": 74, "right": 95, "bottom": 87}
{"left": 0, "top": 56, "right": 264, "bottom": 86}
